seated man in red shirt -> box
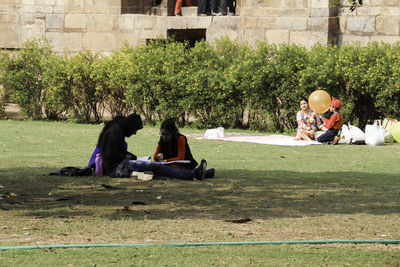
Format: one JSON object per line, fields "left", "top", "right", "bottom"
{"left": 317, "top": 97, "right": 342, "bottom": 144}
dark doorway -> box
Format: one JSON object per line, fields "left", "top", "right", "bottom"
{"left": 121, "top": 0, "right": 164, "bottom": 14}
{"left": 167, "top": 29, "right": 206, "bottom": 47}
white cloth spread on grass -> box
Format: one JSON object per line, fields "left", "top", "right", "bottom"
{"left": 220, "top": 134, "right": 320, "bottom": 146}
{"left": 200, "top": 127, "right": 322, "bottom": 146}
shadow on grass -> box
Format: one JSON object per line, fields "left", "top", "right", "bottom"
{"left": 1, "top": 167, "right": 399, "bottom": 220}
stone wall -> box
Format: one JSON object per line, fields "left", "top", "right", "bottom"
{"left": 339, "top": 0, "right": 400, "bottom": 45}
{"left": 0, "top": 0, "right": 399, "bottom": 54}
{"left": 235, "top": 0, "right": 339, "bottom": 47}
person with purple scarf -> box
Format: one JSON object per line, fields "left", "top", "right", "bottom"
{"left": 90, "top": 114, "right": 207, "bottom": 180}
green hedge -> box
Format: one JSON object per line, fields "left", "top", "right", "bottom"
{"left": 1, "top": 37, "right": 399, "bottom": 131}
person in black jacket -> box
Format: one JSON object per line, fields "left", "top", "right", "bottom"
{"left": 100, "top": 114, "right": 142, "bottom": 175}
{"left": 100, "top": 114, "right": 207, "bottom": 180}
{"left": 154, "top": 119, "right": 215, "bottom": 178}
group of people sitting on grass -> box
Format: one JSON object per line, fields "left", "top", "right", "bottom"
{"left": 295, "top": 97, "right": 342, "bottom": 145}
{"left": 88, "top": 116, "right": 214, "bottom": 180}
{"left": 87, "top": 96, "right": 341, "bottom": 179}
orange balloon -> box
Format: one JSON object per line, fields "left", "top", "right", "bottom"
{"left": 308, "top": 90, "right": 331, "bottom": 113}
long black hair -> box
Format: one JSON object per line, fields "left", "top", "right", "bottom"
{"left": 160, "top": 118, "right": 179, "bottom": 141}
{"left": 96, "top": 116, "right": 125, "bottom": 147}
{"left": 300, "top": 98, "right": 309, "bottom": 104}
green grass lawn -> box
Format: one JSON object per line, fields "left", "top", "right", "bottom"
{"left": 0, "top": 120, "right": 399, "bottom": 266}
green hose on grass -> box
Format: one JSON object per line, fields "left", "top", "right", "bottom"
{"left": 1, "top": 240, "right": 399, "bottom": 251}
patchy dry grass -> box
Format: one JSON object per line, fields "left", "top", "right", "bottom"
{"left": 0, "top": 120, "right": 399, "bottom": 265}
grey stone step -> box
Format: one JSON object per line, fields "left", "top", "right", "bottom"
{"left": 181, "top": 6, "right": 198, "bottom": 16}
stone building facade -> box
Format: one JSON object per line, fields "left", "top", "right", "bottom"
{"left": 339, "top": 0, "right": 400, "bottom": 45}
{"left": 0, "top": 0, "right": 399, "bottom": 54}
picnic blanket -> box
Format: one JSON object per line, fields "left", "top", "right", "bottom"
{"left": 201, "top": 134, "right": 321, "bottom": 146}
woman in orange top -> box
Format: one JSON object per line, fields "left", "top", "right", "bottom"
{"left": 154, "top": 119, "right": 215, "bottom": 178}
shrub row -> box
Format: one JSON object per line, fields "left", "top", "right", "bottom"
{"left": 1, "top": 37, "right": 400, "bottom": 131}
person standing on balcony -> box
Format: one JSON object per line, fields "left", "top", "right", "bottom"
{"left": 175, "top": 0, "right": 192, "bottom": 16}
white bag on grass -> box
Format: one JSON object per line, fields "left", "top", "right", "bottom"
{"left": 365, "top": 120, "right": 385, "bottom": 146}
{"left": 383, "top": 129, "right": 394, "bottom": 143}
{"left": 204, "top": 127, "right": 225, "bottom": 139}
{"left": 340, "top": 124, "right": 365, "bottom": 144}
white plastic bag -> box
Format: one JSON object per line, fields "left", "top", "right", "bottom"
{"left": 383, "top": 129, "right": 394, "bottom": 143}
{"left": 365, "top": 120, "right": 385, "bottom": 146}
{"left": 204, "top": 127, "right": 224, "bottom": 139}
{"left": 340, "top": 124, "right": 365, "bottom": 144}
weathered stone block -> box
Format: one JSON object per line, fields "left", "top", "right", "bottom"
{"left": 257, "top": 17, "right": 278, "bottom": 29}
{"left": 290, "top": 31, "right": 327, "bottom": 47}
{"left": 65, "top": 14, "right": 87, "bottom": 28}
{"left": 181, "top": 6, "right": 197, "bottom": 16}
{"left": 266, "top": 29, "right": 289, "bottom": 44}
{"left": 116, "top": 15, "right": 136, "bottom": 30}
{"left": 370, "top": 35, "right": 400, "bottom": 44}
{"left": 281, "top": 0, "right": 308, "bottom": 8}
{"left": 211, "top": 16, "right": 240, "bottom": 29}
{"left": 310, "top": 0, "right": 329, "bottom": 8}
{"left": 85, "top": 5, "right": 120, "bottom": 14}
{"left": 252, "top": 7, "right": 276, "bottom": 17}
{"left": 0, "top": 5, "right": 17, "bottom": 13}
{"left": 0, "top": 13, "right": 19, "bottom": 23}
{"left": 308, "top": 17, "right": 329, "bottom": 31}
{"left": 284, "top": 8, "right": 310, "bottom": 17}
{"left": 65, "top": 0, "right": 85, "bottom": 13}
{"left": 365, "top": 0, "right": 397, "bottom": 5}
{"left": 376, "top": 15, "right": 400, "bottom": 35}
{"left": 37, "top": 0, "right": 56, "bottom": 5}
{"left": 53, "top": 4, "right": 66, "bottom": 13}
{"left": 87, "top": 14, "right": 114, "bottom": 31}
{"left": 113, "top": 31, "right": 140, "bottom": 48}
{"left": 46, "top": 14, "right": 64, "bottom": 29}
{"left": 46, "top": 31, "right": 83, "bottom": 52}
{"left": 356, "top": 6, "right": 386, "bottom": 16}
{"left": 36, "top": 5, "right": 55, "bottom": 13}
{"left": 257, "top": 0, "right": 282, "bottom": 8}
{"left": 346, "top": 16, "right": 375, "bottom": 33}
{"left": 95, "top": 0, "right": 120, "bottom": 7}
{"left": 138, "top": 28, "right": 167, "bottom": 40}
{"left": 1, "top": 0, "right": 21, "bottom": 4}
{"left": 241, "top": 17, "right": 258, "bottom": 28}
{"left": 340, "top": 34, "right": 369, "bottom": 46}
{"left": 240, "top": 28, "right": 266, "bottom": 47}
{"left": 20, "top": 21, "right": 46, "bottom": 43}
{"left": 0, "top": 24, "right": 19, "bottom": 48}
{"left": 187, "top": 16, "right": 212, "bottom": 29}
{"left": 310, "top": 8, "right": 329, "bottom": 17}
{"left": 276, "top": 17, "right": 307, "bottom": 30}
{"left": 135, "top": 15, "right": 156, "bottom": 29}
{"left": 166, "top": 17, "right": 187, "bottom": 29}
{"left": 19, "top": 14, "right": 33, "bottom": 27}
{"left": 154, "top": 16, "right": 168, "bottom": 29}
{"left": 18, "top": 5, "right": 38, "bottom": 12}
{"left": 21, "top": 0, "right": 35, "bottom": 5}
{"left": 83, "top": 32, "right": 115, "bottom": 52}
{"left": 207, "top": 29, "right": 238, "bottom": 44}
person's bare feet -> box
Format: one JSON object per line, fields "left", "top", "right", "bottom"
{"left": 332, "top": 135, "right": 340, "bottom": 145}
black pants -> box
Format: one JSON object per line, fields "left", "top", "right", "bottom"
{"left": 197, "top": 0, "right": 210, "bottom": 14}
{"left": 219, "top": 0, "right": 227, "bottom": 14}
{"left": 227, "top": 0, "right": 235, "bottom": 14}
{"left": 317, "top": 129, "right": 338, "bottom": 143}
